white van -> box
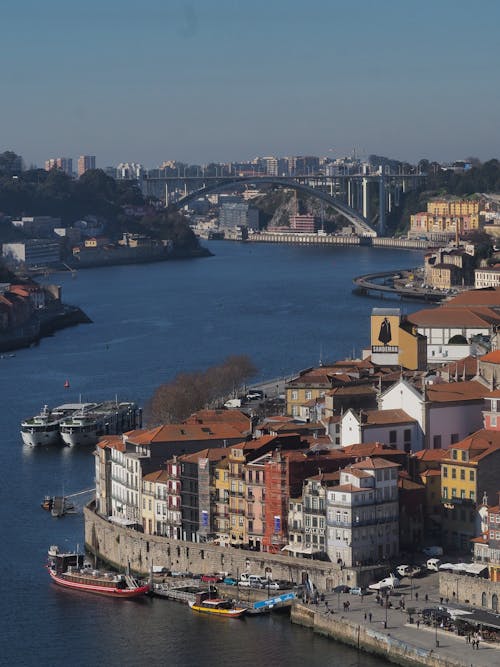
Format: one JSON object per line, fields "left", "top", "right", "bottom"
{"left": 239, "top": 573, "right": 266, "bottom": 588}
{"left": 426, "top": 558, "right": 442, "bottom": 572}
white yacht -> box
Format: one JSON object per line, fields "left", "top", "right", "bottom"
{"left": 20, "top": 403, "right": 96, "bottom": 447}
{"left": 59, "top": 401, "right": 141, "bottom": 447}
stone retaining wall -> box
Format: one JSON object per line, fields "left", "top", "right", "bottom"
{"left": 84, "top": 506, "right": 385, "bottom": 589}
{"left": 291, "top": 604, "right": 469, "bottom": 667}
{"left": 439, "top": 571, "right": 500, "bottom": 611}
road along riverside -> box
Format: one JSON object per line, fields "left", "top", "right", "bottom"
{"left": 84, "top": 504, "right": 387, "bottom": 590}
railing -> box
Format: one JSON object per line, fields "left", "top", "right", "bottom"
{"left": 231, "top": 508, "right": 245, "bottom": 515}
{"left": 229, "top": 489, "right": 244, "bottom": 497}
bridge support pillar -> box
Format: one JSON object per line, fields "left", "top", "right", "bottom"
{"left": 362, "top": 178, "right": 370, "bottom": 219}
{"left": 378, "top": 174, "right": 386, "bottom": 236}
{"left": 165, "top": 184, "right": 169, "bottom": 205}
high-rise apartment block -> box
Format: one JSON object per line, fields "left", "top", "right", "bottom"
{"left": 44, "top": 157, "right": 73, "bottom": 176}
{"left": 77, "top": 155, "right": 96, "bottom": 177}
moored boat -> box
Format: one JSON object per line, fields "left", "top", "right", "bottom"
{"left": 188, "top": 592, "right": 246, "bottom": 617}
{"left": 59, "top": 401, "right": 141, "bottom": 447}
{"left": 20, "top": 403, "right": 96, "bottom": 447}
{"left": 47, "top": 546, "right": 149, "bottom": 598}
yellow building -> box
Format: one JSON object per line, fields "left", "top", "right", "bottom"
{"left": 228, "top": 444, "right": 247, "bottom": 545}
{"left": 142, "top": 473, "right": 156, "bottom": 535}
{"left": 214, "top": 458, "right": 230, "bottom": 545}
{"left": 285, "top": 367, "right": 337, "bottom": 416}
{"left": 410, "top": 199, "right": 481, "bottom": 238}
{"left": 441, "top": 430, "right": 500, "bottom": 551}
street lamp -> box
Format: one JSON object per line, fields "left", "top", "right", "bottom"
{"left": 434, "top": 609, "right": 439, "bottom": 648}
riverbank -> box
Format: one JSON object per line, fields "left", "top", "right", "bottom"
{"left": 0, "top": 302, "right": 91, "bottom": 353}
{"left": 291, "top": 600, "right": 497, "bottom": 667}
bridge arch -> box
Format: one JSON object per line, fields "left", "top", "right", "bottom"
{"left": 170, "top": 176, "right": 377, "bottom": 237}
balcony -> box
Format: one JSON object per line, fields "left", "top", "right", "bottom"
{"left": 231, "top": 508, "right": 245, "bottom": 515}
{"left": 441, "top": 496, "right": 474, "bottom": 506}
{"left": 229, "top": 489, "right": 244, "bottom": 497}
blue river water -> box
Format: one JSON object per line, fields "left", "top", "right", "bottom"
{"left": 0, "top": 241, "right": 425, "bottom": 666}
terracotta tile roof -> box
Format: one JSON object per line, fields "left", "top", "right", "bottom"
{"left": 327, "top": 384, "right": 377, "bottom": 397}
{"left": 360, "top": 409, "right": 414, "bottom": 426}
{"left": 420, "top": 469, "right": 442, "bottom": 477}
{"left": 143, "top": 469, "right": 169, "bottom": 483}
{"left": 439, "top": 356, "right": 478, "bottom": 378}
{"left": 178, "top": 447, "right": 228, "bottom": 463}
{"left": 184, "top": 409, "right": 251, "bottom": 433}
{"left": 126, "top": 423, "right": 245, "bottom": 444}
{"left": 306, "top": 471, "right": 341, "bottom": 482}
{"left": 426, "top": 380, "right": 489, "bottom": 403}
{"left": 349, "top": 456, "right": 400, "bottom": 470}
{"left": 97, "top": 435, "right": 125, "bottom": 451}
{"left": 481, "top": 350, "right": 500, "bottom": 364}
{"left": 486, "top": 389, "right": 500, "bottom": 398}
{"left": 413, "top": 449, "right": 448, "bottom": 461}
{"left": 341, "top": 442, "right": 405, "bottom": 457}
{"left": 443, "top": 429, "right": 500, "bottom": 461}
{"left": 408, "top": 306, "right": 500, "bottom": 328}
{"left": 398, "top": 476, "right": 425, "bottom": 491}
{"left": 445, "top": 288, "right": 500, "bottom": 308}
{"left": 343, "top": 468, "right": 372, "bottom": 478}
{"left": 332, "top": 484, "right": 365, "bottom": 493}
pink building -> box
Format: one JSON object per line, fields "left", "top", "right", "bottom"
{"left": 290, "top": 214, "right": 316, "bottom": 233}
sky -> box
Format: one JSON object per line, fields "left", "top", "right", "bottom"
{"left": 1, "top": 0, "right": 499, "bottom": 168}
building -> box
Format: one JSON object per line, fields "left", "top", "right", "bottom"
{"left": 340, "top": 408, "right": 418, "bottom": 452}
{"left": 45, "top": 157, "right": 73, "bottom": 176}
{"left": 2, "top": 239, "right": 61, "bottom": 268}
{"left": 218, "top": 202, "right": 259, "bottom": 231}
{"left": 11, "top": 216, "right": 61, "bottom": 238}
{"left": 179, "top": 448, "right": 228, "bottom": 542}
{"left": 77, "top": 155, "right": 96, "bottom": 177}
{"left": 408, "top": 305, "right": 500, "bottom": 362}
{"left": 475, "top": 266, "right": 500, "bottom": 289}
{"left": 290, "top": 214, "right": 316, "bottom": 233}
{"left": 326, "top": 457, "right": 400, "bottom": 566}
{"left": 441, "top": 429, "right": 500, "bottom": 550}
{"left": 379, "top": 377, "right": 490, "bottom": 450}
{"left": 370, "top": 308, "right": 427, "bottom": 370}
{"left": 410, "top": 198, "right": 481, "bottom": 239}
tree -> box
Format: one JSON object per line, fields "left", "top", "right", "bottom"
{"left": 147, "top": 355, "right": 257, "bottom": 424}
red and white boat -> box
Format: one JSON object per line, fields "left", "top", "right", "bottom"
{"left": 47, "top": 545, "right": 149, "bottom": 598}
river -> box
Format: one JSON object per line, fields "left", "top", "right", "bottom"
{"left": 1, "top": 241, "right": 426, "bottom": 666}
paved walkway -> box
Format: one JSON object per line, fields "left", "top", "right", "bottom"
{"left": 313, "top": 576, "right": 500, "bottom": 667}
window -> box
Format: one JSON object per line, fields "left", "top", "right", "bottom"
{"left": 443, "top": 487, "right": 448, "bottom": 498}
{"left": 470, "top": 491, "right": 475, "bottom": 500}
{"left": 404, "top": 428, "right": 411, "bottom": 442}
{"left": 389, "top": 430, "right": 397, "bottom": 444}
{"left": 492, "top": 416, "right": 497, "bottom": 427}
{"left": 443, "top": 467, "right": 448, "bottom": 478}
{"left": 460, "top": 490, "right": 465, "bottom": 499}
{"left": 470, "top": 470, "right": 475, "bottom": 482}
{"left": 451, "top": 434, "right": 459, "bottom": 444}
{"left": 305, "top": 390, "right": 312, "bottom": 400}
{"left": 460, "top": 469, "right": 465, "bottom": 480}
{"left": 433, "top": 435, "right": 442, "bottom": 448}
{"left": 452, "top": 488, "right": 457, "bottom": 498}
{"left": 292, "top": 390, "right": 298, "bottom": 400}
{"left": 452, "top": 468, "right": 456, "bottom": 479}
{"left": 452, "top": 449, "right": 458, "bottom": 460}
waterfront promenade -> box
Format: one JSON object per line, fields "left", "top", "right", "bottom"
{"left": 296, "top": 573, "right": 500, "bottom": 667}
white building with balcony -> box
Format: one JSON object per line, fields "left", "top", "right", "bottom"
{"left": 326, "top": 457, "right": 400, "bottom": 567}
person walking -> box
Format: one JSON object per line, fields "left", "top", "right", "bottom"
{"left": 368, "top": 612, "right": 372, "bottom": 622}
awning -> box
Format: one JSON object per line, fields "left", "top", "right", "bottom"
{"left": 108, "top": 515, "right": 137, "bottom": 527}
{"left": 282, "top": 544, "right": 320, "bottom": 555}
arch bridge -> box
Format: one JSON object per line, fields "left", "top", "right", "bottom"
{"left": 168, "top": 176, "right": 378, "bottom": 238}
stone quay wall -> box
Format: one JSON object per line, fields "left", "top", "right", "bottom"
{"left": 291, "top": 604, "right": 469, "bottom": 667}
{"left": 84, "top": 506, "right": 386, "bottom": 589}
{"left": 439, "top": 571, "right": 500, "bottom": 610}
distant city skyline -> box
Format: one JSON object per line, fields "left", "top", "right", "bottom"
{"left": 2, "top": 0, "right": 499, "bottom": 168}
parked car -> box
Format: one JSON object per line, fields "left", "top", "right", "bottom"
{"left": 246, "top": 390, "right": 264, "bottom": 401}
{"left": 224, "top": 398, "right": 241, "bottom": 409}
{"left": 426, "top": 558, "right": 442, "bottom": 572}
{"left": 349, "top": 587, "right": 365, "bottom": 596}
{"left": 265, "top": 580, "right": 281, "bottom": 590}
{"left": 223, "top": 577, "right": 238, "bottom": 586}
{"left": 333, "top": 584, "right": 350, "bottom": 594}
{"left": 201, "top": 574, "right": 223, "bottom": 583}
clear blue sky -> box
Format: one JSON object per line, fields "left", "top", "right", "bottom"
{"left": 2, "top": 0, "right": 499, "bottom": 168}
